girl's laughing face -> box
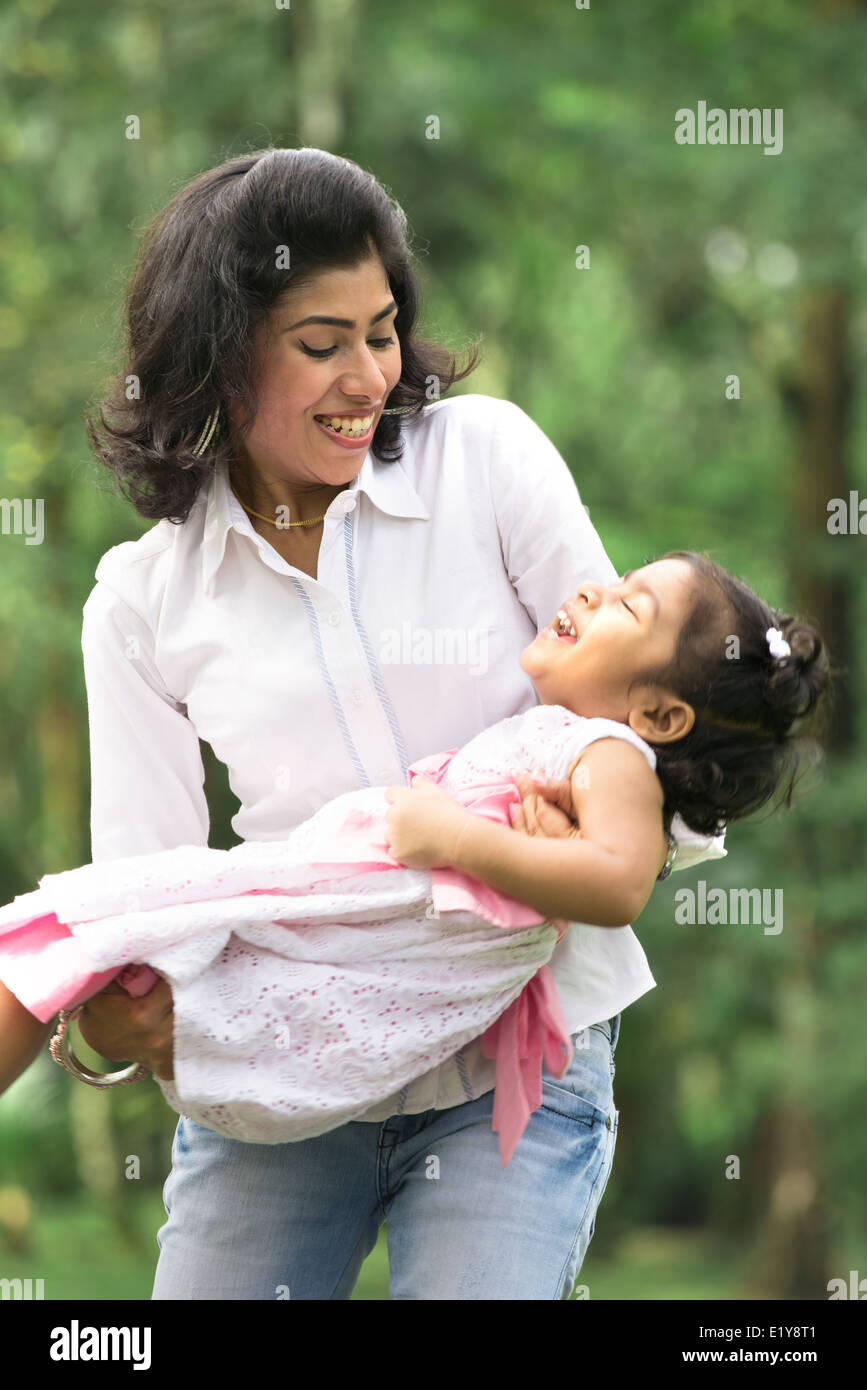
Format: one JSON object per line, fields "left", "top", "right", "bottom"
{"left": 520, "top": 558, "right": 699, "bottom": 740}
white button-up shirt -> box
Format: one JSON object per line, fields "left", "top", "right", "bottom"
{"left": 80, "top": 394, "right": 717, "bottom": 1120}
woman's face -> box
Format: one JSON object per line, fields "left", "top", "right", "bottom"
{"left": 231, "top": 253, "right": 403, "bottom": 488}
{"left": 520, "top": 558, "right": 699, "bottom": 735}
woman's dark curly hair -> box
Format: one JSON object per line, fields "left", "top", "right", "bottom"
{"left": 637, "top": 551, "right": 832, "bottom": 838}
{"left": 87, "top": 146, "right": 480, "bottom": 522}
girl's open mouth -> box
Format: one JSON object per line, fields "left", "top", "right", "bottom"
{"left": 544, "top": 609, "right": 579, "bottom": 644}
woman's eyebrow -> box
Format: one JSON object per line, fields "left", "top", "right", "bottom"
{"left": 620, "top": 570, "right": 661, "bottom": 618}
{"left": 285, "top": 301, "right": 397, "bottom": 331}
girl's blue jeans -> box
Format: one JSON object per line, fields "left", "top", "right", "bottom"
{"left": 152, "top": 1014, "right": 620, "bottom": 1300}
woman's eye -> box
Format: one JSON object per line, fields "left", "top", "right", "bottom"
{"left": 299, "top": 337, "right": 395, "bottom": 359}
{"left": 299, "top": 342, "right": 337, "bottom": 359}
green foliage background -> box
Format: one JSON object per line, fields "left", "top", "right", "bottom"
{"left": 0, "top": 0, "right": 864, "bottom": 1299}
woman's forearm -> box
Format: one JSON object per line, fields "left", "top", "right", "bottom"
{"left": 449, "top": 813, "right": 649, "bottom": 927}
{"left": 0, "top": 981, "right": 53, "bottom": 1095}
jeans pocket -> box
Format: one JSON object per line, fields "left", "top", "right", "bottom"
{"left": 582, "top": 1107, "right": 619, "bottom": 1248}
{"left": 540, "top": 1083, "right": 611, "bottom": 1130}
{"left": 589, "top": 1015, "right": 619, "bottom": 1081}
{"left": 541, "top": 1026, "right": 614, "bottom": 1124}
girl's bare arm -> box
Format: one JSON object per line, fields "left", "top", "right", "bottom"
{"left": 446, "top": 738, "right": 669, "bottom": 927}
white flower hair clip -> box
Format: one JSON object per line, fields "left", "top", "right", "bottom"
{"left": 765, "top": 627, "right": 791, "bottom": 660}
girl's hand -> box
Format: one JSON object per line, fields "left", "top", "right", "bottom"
{"left": 509, "top": 770, "right": 580, "bottom": 839}
{"left": 384, "top": 779, "right": 469, "bottom": 870}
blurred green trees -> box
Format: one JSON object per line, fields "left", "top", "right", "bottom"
{"left": 0, "top": 0, "right": 864, "bottom": 1298}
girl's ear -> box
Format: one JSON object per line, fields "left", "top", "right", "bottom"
{"left": 628, "top": 697, "right": 695, "bottom": 744}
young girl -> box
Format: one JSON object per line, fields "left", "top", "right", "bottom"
{"left": 0, "top": 551, "right": 829, "bottom": 1166}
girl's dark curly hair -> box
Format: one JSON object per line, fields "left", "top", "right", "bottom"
{"left": 87, "top": 146, "right": 480, "bottom": 522}
{"left": 637, "top": 551, "right": 832, "bottom": 838}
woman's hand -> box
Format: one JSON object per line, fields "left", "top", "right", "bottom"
{"left": 509, "top": 769, "right": 580, "bottom": 839}
{"left": 384, "top": 779, "right": 470, "bottom": 870}
{"left": 76, "top": 977, "right": 175, "bottom": 1081}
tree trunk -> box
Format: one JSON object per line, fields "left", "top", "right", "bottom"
{"left": 743, "top": 284, "right": 855, "bottom": 1298}
{"left": 291, "top": 0, "right": 359, "bottom": 149}
{"left": 783, "top": 285, "right": 855, "bottom": 750}
{"left": 741, "top": 923, "right": 831, "bottom": 1298}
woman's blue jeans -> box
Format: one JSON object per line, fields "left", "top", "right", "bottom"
{"left": 152, "top": 1014, "right": 621, "bottom": 1300}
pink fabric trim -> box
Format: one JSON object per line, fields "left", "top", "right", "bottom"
{"left": 480, "top": 966, "right": 574, "bottom": 1167}
{"left": 407, "top": 752, "right": 551, "bottom": 928}
{"left": 0, "top": 906, "right": 159, "bottom": 1022}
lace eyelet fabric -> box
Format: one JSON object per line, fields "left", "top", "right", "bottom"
{"left": 0, "top": 706, "right": 656, "bottom": 1147}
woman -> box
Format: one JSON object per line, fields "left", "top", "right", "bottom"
{"left": 59, "top": 147, "right": 720, "bottom": 1299}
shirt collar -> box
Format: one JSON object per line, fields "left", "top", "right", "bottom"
{"left": 200, "top": 448, "right": 429, "bottom": 592}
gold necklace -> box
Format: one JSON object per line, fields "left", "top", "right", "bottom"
{"left": 230, "top": 482, "right": 328, "bottom": 529}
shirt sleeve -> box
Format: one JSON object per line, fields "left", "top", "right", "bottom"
{"left": 667, "top": 814, "right": 727, "bottom": 871}
{"left": 81, "top": 580, "right": 210, "bottom": 862}
{"left": 487, "top": 398, "right": 619, "bottom": 631}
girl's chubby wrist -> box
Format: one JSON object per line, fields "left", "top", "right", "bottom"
{"left": 384, "top": 779, "right": 475, "bottom": 870}
{"left": 440, "top": 802, "right": 478, "bottom": 869}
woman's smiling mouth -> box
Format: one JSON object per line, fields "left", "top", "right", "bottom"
{"left": 314, "top": 412, "right": 376, "bottom": 437}
{"left": 313, "top": 413, "right": 376, "bottom": 450}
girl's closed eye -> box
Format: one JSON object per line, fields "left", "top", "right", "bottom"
{"left": 612, "top": 574, "right": 636, "bottom": 619}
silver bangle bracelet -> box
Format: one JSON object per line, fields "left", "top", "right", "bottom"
{"left": 657, "top": 831, "right": 678, "bottom": 881}
{"left": 48, "top": 1007, "right": 151, "bottom": 1088}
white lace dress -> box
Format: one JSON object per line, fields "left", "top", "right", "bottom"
{"left": 0, "top": 706, "right": 660, "bottom": 1163}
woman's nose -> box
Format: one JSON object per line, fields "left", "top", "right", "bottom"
{"left": 337, "top": 346, "right": 389, "bottom": 398}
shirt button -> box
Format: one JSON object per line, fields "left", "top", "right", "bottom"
{"left": 351, "top": 688, "right": 364, "bottom": 705}
{"left": 328, "top": 611, "right": 341, "bottom": 626}
{"left": 377, "top": 768, "right": 393, "bottom": 783}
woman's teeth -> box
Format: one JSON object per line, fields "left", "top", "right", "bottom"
{"left": 315, "top": 414, "right": 375, "bottom": 438}
{"left": 554, "top": 610, "right": 578, "bottom": 638}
